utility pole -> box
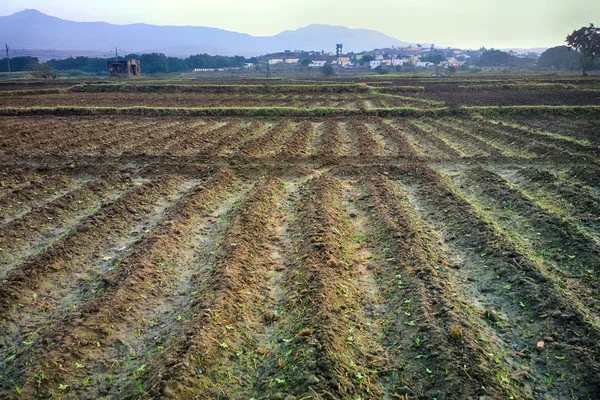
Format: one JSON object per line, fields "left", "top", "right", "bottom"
{"left": 115, "top": 47, "right": 118, "bottom": 62}
{"left": 5, "top": 44, "right": 10, "bottom": 75}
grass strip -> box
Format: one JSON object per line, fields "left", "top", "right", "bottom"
{"left": 1, "top": 105, "right": 600, "bottom": 118}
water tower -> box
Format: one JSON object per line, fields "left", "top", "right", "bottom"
{"left": 336, "top": 44, "right": 343, "bottom": 69}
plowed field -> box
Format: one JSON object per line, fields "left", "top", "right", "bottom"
{"left": 1, "top": 77, "right": 599, "bottom": 400}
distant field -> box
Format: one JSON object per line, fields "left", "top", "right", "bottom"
{"left": 0, "top": 75, "right": 599, "bottom": 400}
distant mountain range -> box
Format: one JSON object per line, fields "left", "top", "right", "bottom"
{"left": 0, "top": 9, "right": 412, "bottom": 58}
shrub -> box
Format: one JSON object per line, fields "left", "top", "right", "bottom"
{"left": 321, "top": 64, "right": 335, "bottom": 77}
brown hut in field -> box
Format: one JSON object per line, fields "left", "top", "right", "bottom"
{"left": 108, "top": 59, "right": 141, "bottom": 77}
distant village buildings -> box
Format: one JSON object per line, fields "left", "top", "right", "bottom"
{"left": 233, "top": 45, "right": 477, "bottom": 74}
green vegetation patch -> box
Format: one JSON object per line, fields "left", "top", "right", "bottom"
{"left": 0, "top": 106, "right": 451, "bottom": 117}
{"left": 68, "top": 83, "right": 371, "bottom": 94}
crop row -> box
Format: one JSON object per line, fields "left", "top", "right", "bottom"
{"left": 0, "top": 92, "right": 431, "bottom": 110}
{"left": 2, "top": 115, "right": 598, "bottom": 163}
{"left": 0, "top": 164, "right": 598, "bottom": 398}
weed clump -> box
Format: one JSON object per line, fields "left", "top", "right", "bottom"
{"left": 449, "top": 324, "right": 463, "bottom": 340}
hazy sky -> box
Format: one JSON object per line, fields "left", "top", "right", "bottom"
{"left": 1, "top": 0, "right": 596, "bottom": 48}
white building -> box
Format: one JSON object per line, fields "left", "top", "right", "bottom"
{"left": 268, "top": 59, "right": 284, "bottom": 65}
{"left": 310, "top": 60, "right": 327, "bottom": 67}
{"left": 415, "top": 61, "right": 434, "bottom": 68}
{"left": 369, "top": 60, "right": 382, "bottom": 69}
{"left": 392, "top": 59, "right": 405, "bottom": 66}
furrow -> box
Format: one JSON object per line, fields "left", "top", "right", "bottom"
{"left": 278, "top": 121, "right": 314, "bottom": 159}
{"left": 339, "top": 121, "right": 360, "bottom": 158}
{"left": 164, "top": 120, "right": 231, "bottom": 156}
{"left": 195, "top": 120, "right": 250, "bottom": 158}
{"left": 453, "top": 167, "right": 600, "bottom": 275}
{"left": 426, "top": 118, "right": 506, "bottom": 157}
{"left": 509, "top": 116, "right": 600, "bottom": 147}
{"left": 363, "top": 174, "right": 509, "bottom": 398}
{"left": 444, "top": 118, "right": 541, "bottom": 158}
{"left": 447, "top": 166, "right": 600, "bottom": 321}
{"left": 119, "top": 121, "right": 183, "bottom": 156}
{"left": 486, "top": 118, "right": 600, "bottom": 157}
{"left": 0, "top": 173, "right": 133, "bottom": 273}
{"left": 462, "top": 118, "right": 569, "bottom": 158}
{"left": 397, "top": 164, "right": 600, "bottom": 399}
{"left": 0, "top": 175, "right": 81, "bottom": 225}
{"left": 399, "top": 120, "right": 461, "bottom": 160}
{"left": 72, "top": 119, "right": 158, "bottom": 156}
{"left": 315, "top": 120, "right": 342, "bottom": 157}
{"left": 236, "top": 120, "right": 294, "bottom": 158}
{"left": 0, "top": 118, "right": 84, "bottom": 155}
{"left": 372, "top": 119, "right": 421, "bottom": 158}
{"left": 411, "top": 120, "right": 471, "bottom": 158}
{"left": 347, "top": 120, "right": 380, "bottom": 157}
{"left": 0, "top": 175, "right": 193, "bottom": 397}
{"left": 503, "top": 167, "right": 600, "bottom": 238}
{"left": 144, "top": 176, "right": 285, "bottom": 398}
{"left": 134, "top": 120, "right": 209, "bottom": 156}
{"left": 0, "top": 171, "right": 46, "bottom": 203}
{"left": 0, "top": 176, "right": 188, "bottom": 319}
{"left": 205, "top": 120, "right": 274, "bottom": 158}
{"left": 260, "top": 175, "right": 386, "bottom": 399}
{"left": 49, "top": 118, "right": 140, "bottom": 156}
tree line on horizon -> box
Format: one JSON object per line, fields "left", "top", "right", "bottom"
{"left": 2, "top": 47, "right": 596, "bottom": 76}
{"left": 0, "top": 53, "right": 259, "bottom": 75}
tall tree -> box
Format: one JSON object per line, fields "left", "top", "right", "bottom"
{"left": 566, "top": 23, "right": 600, "bottom": 76}
{"left": 474, "top": 49, "right": 514, "bottom": 67}
{"left": 0, "top": 56, "right": 38, "bottom": 72}
{"left": 421, "top": 54, "right": 446, "bottom": 65}
{"left": 361, "top": 55, "right": 375, "bottom": 63}
{"left": 538, "top": 46, "right": 581, "bottom": 70}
